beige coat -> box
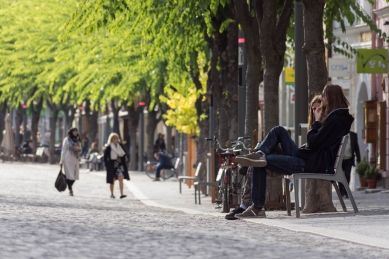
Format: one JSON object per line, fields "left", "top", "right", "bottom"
{"left": 60, "top": 137, "right": 81, "bottom": 180}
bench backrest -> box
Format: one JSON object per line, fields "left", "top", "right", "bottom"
{"left": 36, "top": 147, "right": 45, "bottom": 156}
{"left": 174, "top": 157, "right": 180, "bottom": 170}
{"left": 334, "top": 135, "right": 349, "bottom": 174}
{"left": 216, "top": 168, "right": 224, "bottom": 182}
{"left": 194, "top": 162, "right": 202, "bottom": 178}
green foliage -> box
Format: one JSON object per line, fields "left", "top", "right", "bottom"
{"left": 365, "top": 165, "right": 382, "bottom": 180}
{"left": 324, "top": 0, "right": 389, "bottom": 58}
{"left": 355, "top": 158, "right": 369, "bottom": 178}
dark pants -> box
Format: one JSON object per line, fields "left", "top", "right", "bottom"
{"left": 155, "top": 163, "right": 173, "bottom": 179}
{"left": 252, "top": 126, "right": 305, "bottom": 210}
{"left": 339, "top": 158, "right": 353, "bottom": 196}
{"left": 67, "top": 180, "right": 75, "bottom": 190}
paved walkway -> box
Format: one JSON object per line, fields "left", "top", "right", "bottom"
{"left": 0, "top": 162, "right": 388, "bottom": 258}
{"left": 123, "top": 168, "right": 389, "bottom": 248}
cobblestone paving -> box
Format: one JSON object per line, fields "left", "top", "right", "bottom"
{"left": 0, "top": 163, "right": 388, "bottom": 259}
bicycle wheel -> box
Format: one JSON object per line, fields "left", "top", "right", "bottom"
{"left": 145, "top": 161, "right": 157, "bottom": 179}
{"left": 222, "top": 170, "right": 231, "bottom": 213}
{"left": 161, "top": 169, "right": 175, "bottom": 181}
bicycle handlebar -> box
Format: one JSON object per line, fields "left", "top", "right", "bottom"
{"left": 205, "top": 136, "right": 251, "bottom": 151}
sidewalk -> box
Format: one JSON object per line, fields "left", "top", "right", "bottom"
{"left": 119, "top": 169, "right": 389, "bottom": 249}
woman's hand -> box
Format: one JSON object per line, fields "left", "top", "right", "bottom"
{"left": 73, "top": 146, "right": 81, "bottom": 151}
{"left": 59, "top": 162, "right": 63, "bottom": 166}
{"left": 125, "top": 157, "right": 129, "bottom": 162}
{"left": 314, "top": 107, "right": 323, "bottom": 121}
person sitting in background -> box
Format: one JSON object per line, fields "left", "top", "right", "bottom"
{"left": 153, "top": 151, "right": 174, "bottom": 181}
{"left": 86, "top": 142, "right": 101, "bottom": 172}
{"left": 340, "top": 131, "right": 361, "bottom": 198}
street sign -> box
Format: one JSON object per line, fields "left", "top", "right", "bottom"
{"left": 328, "top": 58, "right": 349, "bottom": 77}
{"left": 357, "top": 49, "right": 388, "bottom": 74}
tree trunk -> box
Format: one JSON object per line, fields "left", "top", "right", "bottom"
{"left": 30, "top": 97, "right": 43, "bottom": 152}
{"left": 111, "top": 99, "right": 121, "bottom": 140}
{"left": 165, "top": 126, "right": 173, "bottom": 156}
{"left": 47, "top": 101, "right": 60, "bottom": 164}
{"left": 221, "top": 4, "right": 239, "bottom": 142}
{"left": 253, "top": 0, "right": 293, "bottom": 133}
{"left": 189, "top": 51, "right": 210, "bottom": 194}
{"left": 251, "top": 0, "right": 293, "bottom": 206}
{"left": 234, "top": 0, "right": 263, "bottom": 142}
{"left": 146, "top": 109, "right": 160, "bottom": 161}
{"left": 301, "top": 0, "right": 336, "bottom": 214}
{"left": 88, "top": 111, "right": 99, "bottom": 144}
{"left": 61, "top": 104, "right": 76, "bottom": 134}
{"left": 126, "top": 104, "right": 139, "bottom": 170}
{"left": 0, "top": 102, "right": 7, "bottom": 145}
{"left": 15, "top": 105, "right": 24, "bottom": 147}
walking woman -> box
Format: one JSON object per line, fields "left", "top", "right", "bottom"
{"left": 60, "top": 128, "right": 82, "bottom": 196}
{"left": 104, "top": 133, "right": 130, "bottom": 199}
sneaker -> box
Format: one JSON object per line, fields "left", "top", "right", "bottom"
{"left": 120, "top": 195, "right": 127, "bottom": 199}
{"left": 235, "top": 153, "right": 267, "bottom": 167}
{"left": 235, "top": 205, "right": 266, "bottom": 218}
{"left": 153, "top": 178, "right": 161, "bottom": 181}
{"left": 225, "top": 206, "right": 245, "bottom": 220}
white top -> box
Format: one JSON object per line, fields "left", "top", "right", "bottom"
{"left": 343, "top": 133, "right": 352, "bottom": 160}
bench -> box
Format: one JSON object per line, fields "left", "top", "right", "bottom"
{"left": 178, "top": 162, "right": 202, "bottom": 200}
{"left": 194, "top": 167, "right": 224, "bottom": 205}
{"left": 284, "top": 135, "right": 358, "bottom": 218}
{"left": 161, "top": 158, "right": 181, "bottom": 180}
{"left": 24, "top": 147, "right": 45, "bottom": 162}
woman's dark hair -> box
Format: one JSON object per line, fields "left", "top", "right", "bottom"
{"left": 67, "top": 128, "right": 80, "bottom": 142}
{"left": 322, "top": 83, "right": 349, "bottom": 123}
{"left": 308, "top": 95, "right": 322, "bottom": 130}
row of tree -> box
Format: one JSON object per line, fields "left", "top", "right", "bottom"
{"left": 1, "top": 0, "right": 388, "bottom": 213}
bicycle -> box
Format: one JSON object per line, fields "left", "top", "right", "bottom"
{"left": 145, "top": 157, "right": 180, "bottom": 181}
{"left": 206, "top": 136, "right": 251, "bottom": 213}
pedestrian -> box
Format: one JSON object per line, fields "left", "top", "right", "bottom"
{"left": 82, "top": 132, "right": 90, "bottom": 158}
{"left": 86, "top": 142, "right": 101, "bottom": 172}
{"left": 153, "top": 151, "right": 174, "bottom": 181}
{"left": 103, "top": 133, "right": 130, "bottom": 199}
{"left": 235, "top": 83, "right": 353, "bottom": 218}
{"left": 340, "top": 131, "right": 361, "bottom": 198}
{"left": 155, "top": 133, "right": 166, "bottom": 152}
{"left": 59, "top": 128, "right": 82, "bottom": 196}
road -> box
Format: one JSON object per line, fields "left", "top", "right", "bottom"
{"left": 0, "top": 162, "right": 388, "bottom": 259}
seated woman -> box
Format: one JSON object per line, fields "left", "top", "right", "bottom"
{"left": 87, "top": 142, "right": 101, "bottom": 171}
{"left": 235, "top": 83, "right": 353, "bottom": 218}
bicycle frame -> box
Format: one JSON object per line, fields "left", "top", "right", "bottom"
{"left": 206, "top": 136, "right": 251, "bottom": 212}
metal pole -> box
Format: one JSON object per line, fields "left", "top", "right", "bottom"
{"left": 294, "top": 0, "right": 308, "bottom": 205}
{"left": 238, "top": 30, "right": 246, "bottom": 137}
{"left": 138, "top": 107, "right": 145, "bottom": 171}
{"left": 294, "top": 0, "right": 308, "bottom": 144}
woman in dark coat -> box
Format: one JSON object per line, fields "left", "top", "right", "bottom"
{"left": 104, "top": 133, "right": 130, "bottom": 199}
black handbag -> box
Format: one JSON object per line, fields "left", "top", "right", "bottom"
{"left": 55, "top": 166, "right": 67, "bottom": 192}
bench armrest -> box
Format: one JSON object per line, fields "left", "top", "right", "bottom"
{"left": 178, "top": 176, "right": 197, "bottom": 180}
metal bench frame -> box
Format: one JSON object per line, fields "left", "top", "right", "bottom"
{"left": 194, "top": 167, "right": 224, "bottom": 205}
{"left": 285, "top": 135, "right": 359, "bottom": 218}
{"left": 178, "top": 162, "right": 202, "bottom": 198}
